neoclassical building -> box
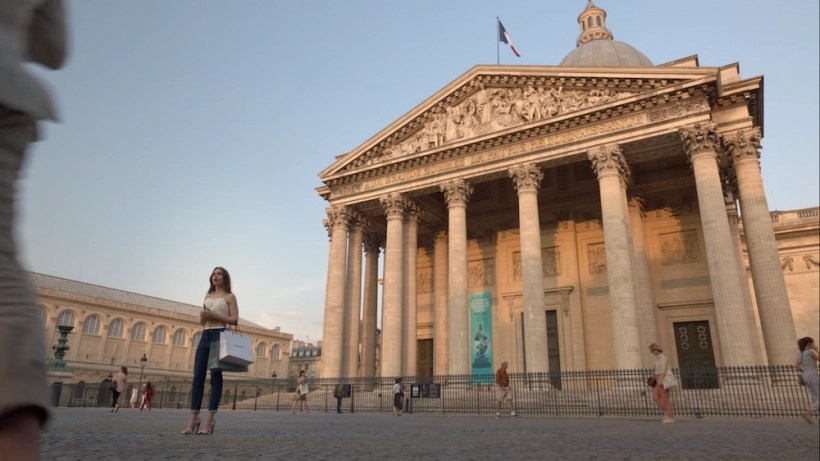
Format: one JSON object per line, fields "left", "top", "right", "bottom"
{"left": 33, "top": 272, "right": 294, "bottom": 386}
{"left": 316, "top": 2, "right": 819, "bottom": 379}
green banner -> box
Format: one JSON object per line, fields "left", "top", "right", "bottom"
{"left": 470, "top": 291, "right": 493, "bottom": 382}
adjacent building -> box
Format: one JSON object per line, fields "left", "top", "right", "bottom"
{"left": 33, "top": 272, "right": 293, "bottom": 387}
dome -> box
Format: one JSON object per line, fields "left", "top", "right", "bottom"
{"left": 560, "top": 40, "right": 653, "bottom": 67}
{"left": 559, "top": 1, "right": 653, "bottom": 67}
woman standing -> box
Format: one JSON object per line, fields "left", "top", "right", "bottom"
{"left": 110, "top": 367, "right": 127, "bottom": 413}
{"left": 181, "top": 267, "right": 239, "bottom": 434}
{"left": 649, "top": 343, "right": 675, "bottom": 423}
{"left": 291, "top": 371, "right": 310, "bottom": 414}
{"left": 796, "top": 337, "right": 820, "bottom": 424}
{"left": 392, "top": 378, "right": 404, "bottom": 416}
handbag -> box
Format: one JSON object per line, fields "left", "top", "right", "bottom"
{"left": 219, "top": 328, "right": 254, "bottom": 366}
{"left": 208, "top": 341, "right": 249, "bottom": 372}
{"left": 647, "top": 376, "right": 657, "bottom": 387}
{"left": 798, "top": 375, "right": 806, "bottom": 386}
{"left": 662, "top": 369, "right": 678, "bottom": 389}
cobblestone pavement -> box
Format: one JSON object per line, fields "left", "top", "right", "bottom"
{"left": 41, "top": 408, "right": 819, "bottom": 461}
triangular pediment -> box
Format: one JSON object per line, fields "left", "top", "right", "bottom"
{"left": 319, "top": 63, "right": 750, "bottom": 186}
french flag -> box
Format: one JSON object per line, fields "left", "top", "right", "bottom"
{"left": 498, "top": 20, "right": 520, "bottom": 57}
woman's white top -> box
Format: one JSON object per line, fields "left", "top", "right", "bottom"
{"left": 204, "top": 296, "right": 229, "bottom": 329}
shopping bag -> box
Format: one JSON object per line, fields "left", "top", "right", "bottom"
{"left": 662, "top": 369, "right": 678, "bottom": 389}
{"left": 208, "top": 341, "right": 249, "bottom": 372}
{"left": 219, "top": 329, "right": 254, "bottom": 366}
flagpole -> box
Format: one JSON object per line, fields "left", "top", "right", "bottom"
{"left": 496, "top": 17, "right": 500, "bottom": 65}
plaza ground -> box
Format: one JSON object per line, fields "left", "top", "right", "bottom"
{"left": 41, "top": 407, "right": 819, "bottom": 460}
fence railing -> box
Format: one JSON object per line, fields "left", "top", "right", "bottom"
{"left": 50, "top": 365, "right": 816, "bottom": 419}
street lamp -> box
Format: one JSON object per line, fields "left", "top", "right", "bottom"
{"left": 138, "top": 354, "right": 147, "bottom": 396}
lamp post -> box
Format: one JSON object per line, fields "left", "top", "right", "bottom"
{"left": 138, "top": 354, "right": 147, "bottom": 400}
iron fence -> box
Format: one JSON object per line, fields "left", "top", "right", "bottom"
{"left": 50, "top": 365, "right": 816, "bottom": 419}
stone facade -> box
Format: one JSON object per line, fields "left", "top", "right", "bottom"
{"left": 32, "top": 272, "right": 293, "bottom": 387}
{"left": 315, "top": 3, "right": 819, "bottom": 378}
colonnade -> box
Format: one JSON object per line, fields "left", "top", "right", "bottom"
{"left": 319, "top": 122, "right": 796, "bottom": 379}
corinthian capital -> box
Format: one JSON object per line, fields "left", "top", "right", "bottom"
{"left": 405, "top": 200, "right": 423, "bottom": 223}
{"left": 379, "top": 193, "right": 407, "bottom": 218}
{"left": 679, "top": 122, "right": 722, "bottom": 158}
{"left": 587, "top": 144, "right": 630, "bottom": 181}
{"left": 508, "top": 163, "right": 544, "bottom": 193}
{"left": 440, "top": 179, "right": 473, "bottom": 207}
{"left": 724, "top": 127, "right": 762, "bottom": 164}
{"left": 363, "top": 231, "right": 383, "bottom": 255}
{"left": 325, "top": 205, "right": 351, "bottom": 232}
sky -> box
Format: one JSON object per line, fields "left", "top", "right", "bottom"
{"left": 18, "top": 1, "right": 819, "bottom": 344}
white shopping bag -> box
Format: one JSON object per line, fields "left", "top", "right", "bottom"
{"left": 219, "top": 329, "right": 254, "bottom": 366}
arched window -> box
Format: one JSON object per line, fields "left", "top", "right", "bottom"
{"left": 172, "top": 329, "right": 186, "bottom": 346}
{"left": 107, "top": 319, "right": 124, "bottom": 338}
{"left": 587, "top": 17, "right": 593, "bottom": 27}
{"left": 152, "top": 326, "right": 166, "bottom": 344}
{"left": 256, "top": 343, "right": 266, "bottom": 357}
{"left": 596, "top": 16, "right": 602, "bottom": 27}
{"left": 56, "top": 311, "right": 75, "bottom": 327}
{"left": 38, "top": 305, "right": 47, "bottom": 327}
{"left": 131, "top": 323, "right": 146, "bottom": 341}
{"left": 271, "top": 345, "right": 280, "bottom": 359}
{"left": 192, "top": 332, "right": 201, "bottom": 348}
{"left": 82, "top": 315, "right": 101, "bottom": 335}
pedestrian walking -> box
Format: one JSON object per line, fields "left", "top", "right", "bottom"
{"left": 140, "top": 383, "right": 153, "bottom": 411}
{"left": 495, "top": 361, "right": 516, "bottom": 417}
{"left": 392, "top": 378, "right": 404, "bottom": 416}
{"left": 291, "top": 371, "right": 310, "bottom": 414}
{"left": 110, "top": 367, "right": 127, "bottom": 413}
{"left": 0, "top": 1, "right": 67, "bottom": 460}
{"left": 649, "top": 343, "right": 675, "bottom": 423}
{"left": 129, "top": 387, "right": 138, "bottom": 409}
{"left": 333, "top": 383, "right": 343, "bottom": 414}
{"left": 796, "top": 337, "right": 819, "bottom": 424}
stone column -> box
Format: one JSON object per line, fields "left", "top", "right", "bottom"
{"left": 508, "top": 163, "right": 549, "bottom": 373}
{"left": 725, "top": 128, "right": 797, "bottom": 365}
{"left": 440, "top": 179, "right": 472, "bottom": 375}
{"left": 379, "top": 194, "right": 406, "bottom": 378}
{"left": 588, "top": 145, "right": 642, "bottom": 370}
{"left": 403, "top": 205, "right": 420, "bottom": 377}
{"left": 433, "top": 229, "right": 449, "bottom": 376}
{"left": 360, "top": 232, "right": 381, "bottom": 378}
{"left": 627, "top": 193, "right": 659, "bottom": 365}
{"left": 679, "top": 122, "right": 755, "bottom": 366}
{"left": 320, "top": 205, "right": 350, "bottom": 378}
{"left": 723, "top": 187, "right": 765, "bottom": 365}
{"left": 342, "top": 215, "right": 364, "bottom": 378}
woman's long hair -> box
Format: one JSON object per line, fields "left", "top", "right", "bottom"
{"left": 207, "top": 266, "right": 232, "bottom": 294}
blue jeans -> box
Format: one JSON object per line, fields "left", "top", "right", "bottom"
{"left": 190, "top": 328, "right": 224, "bottom": 412}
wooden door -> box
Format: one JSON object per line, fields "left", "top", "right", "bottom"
{"left": 673, "top": 320, "right": 718, "bottom": 389}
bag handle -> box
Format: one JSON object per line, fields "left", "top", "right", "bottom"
{"left": 226, "top": 323, "right": 245, "bottom": 337}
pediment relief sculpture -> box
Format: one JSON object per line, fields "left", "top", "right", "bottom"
{"left": 347, "top": 85, "right": 634, "bottom": 171}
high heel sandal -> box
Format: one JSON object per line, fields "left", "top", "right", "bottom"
{"left": 181, "top": 415, "right": 201, "bottom": 434}
{"left": 197, "top": 419, "right": 215, "bottom": 435}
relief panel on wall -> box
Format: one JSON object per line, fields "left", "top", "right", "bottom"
{"left": 468, "top": 258, "right": 495, "bottom": 289}
{"left": 587, "top": 242, "right": 607, "bottom": 274}
{"left": 511, "top": 247, "right": 561, "bottom": 282}
{"left": 660, "top": 230, "right": 699, "bottom": 266}
{"left": 418, "top": 268, "right": 433, "bottom": 294}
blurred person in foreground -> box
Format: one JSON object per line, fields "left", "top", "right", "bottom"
{"left": 0, "top": 1, "right": 67, "bottom": 460}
